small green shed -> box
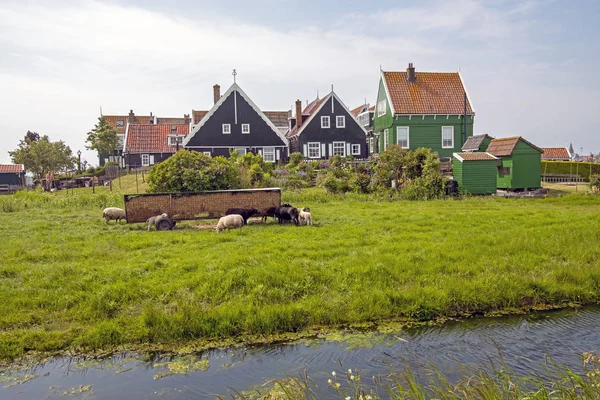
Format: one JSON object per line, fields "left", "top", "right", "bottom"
{"left": 461, "top": 134, "right": 494, "bottom": 152}
{"left": 453, "top": 152, "right": 498, "bottom": 195}
{"left": 486, "top": 136, "right": 543, "bottom": 190}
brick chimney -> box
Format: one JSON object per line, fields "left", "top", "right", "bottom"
{"left": 407, "top": 63, "right": 416, "bottom": 83}
{"left": 149, "top": 112, "right": 154, "bottom": 124}
{"left": 213, "top": 84, "right": 221, "bottom": 104}
{"left": 184, "top": 114, "right": 191, "bottom": 124}
{"left": 128, "top": 109, "right": 135, "bottom": 123}
{"left": 295, "top": 99, "right": 303, "bottom": 129}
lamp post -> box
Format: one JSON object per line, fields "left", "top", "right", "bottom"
{"left": 77, "top": 150, "right": 82, "bottom": 173}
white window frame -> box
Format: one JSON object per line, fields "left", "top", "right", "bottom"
{"left": 396, "top": 126, "right": 409, "bottom": 149}
{"left": 117, "top": 134, "right": 125, "bottom": 147}
{"left": 351, "top": 144, "right": 361, "bottom": 155}
{"left": 442, "top": 126, "right": 454, "bottom": 148}
{"left": 242, "top": 123, "right": 250, "bottom": 134}
{"left": 262, "top": 147, "right": 275, "bottom": 162}
{"left": 203, "top": 151, "right": 211, "bottom": 157}
{"left": 116, "top": 119, "right": 124, "bottom": 127}
{"left": 235, "top": 147, "right": 247, "bottom": 155}
{"left": 332, "top": 141, "right": 346, "bottom": 156}
{"left": 141, "top": 154, "right": 150, "bottom": 167}
{"left": 168, "top": 135, "right": 184, "bottom": 146}
{"left": 336, "top": 116, "right": 345, "bottom": 128}
{"left": 377, "top": 100, "right": 386, "bottom": 117}
{"left": 321, "top": 116, "right": 330, "bottom": 129}
{"left": 308, "top": 142, "right": 321, "bottom": 158}
{"left": 384, "top": 129, "right": 389, "bottom": 150}
{"left": 369, "top": 137, "right": 374, "bottom": 153}
{"left": 222, "top": 124, "right": 231, "bottom": 134}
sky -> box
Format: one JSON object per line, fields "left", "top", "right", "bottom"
{"left": 0, "top": 0, "right": 599, "bottom": 165}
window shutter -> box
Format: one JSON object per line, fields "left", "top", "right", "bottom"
{"left": 328, "top": 143, "right": 333, "bottom": 157}
{"left": 303, "top": 144, "right": 308, "bottom": 157}
{"left": 346, "top": 143, "right": 351, "bottom": 156}
{"left": 321, "top": 143, "right": 326, "bottom": 157}
{"left": 149, "top": 155, "right": 155, "bottom": 165}
{"left": 276, "top": 149, "right": 280, "bottom": 161}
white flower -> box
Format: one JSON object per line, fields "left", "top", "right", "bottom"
{"left": 332, "top": 371, "right": 336, "bottom": 376}
{"left": 328, "top": 379, "right": 332, "bottom": 385}
{"left": 345, "top": 397, "right": 351, "bottom": 400}
{"left": 348, "top": 369, "right": 352, "bottom": 374}
{"left": 366, "top": 396, "right": 372, "bottom": 400}
{"left": 350, "top": 375, "right": 355, "bottom": 381}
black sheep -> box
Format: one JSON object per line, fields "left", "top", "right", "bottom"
{"left": 225, "top": 208, "right": 260, "bottom": 225}
{"left": 274, "top": 205, "right": 299, "bottom": 225}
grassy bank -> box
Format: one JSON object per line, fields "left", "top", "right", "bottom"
{"left": 1, "top": 185, "right": 600, "bottom": 361}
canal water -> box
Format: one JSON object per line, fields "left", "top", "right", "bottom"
{"left": 1, "top": 307, "right": 598, "bottom": 399}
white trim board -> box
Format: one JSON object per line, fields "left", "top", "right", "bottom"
{"left": 380, "top": 71, "right": 396, "bottom": 115}
{"left": 183, "top": 82, "right": 288, "bottom": 147}
{"left": 453, "top": 152, "right": 497, "bottom": 162}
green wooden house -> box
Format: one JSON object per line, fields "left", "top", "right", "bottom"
{"left": 452, "top": 152, "right": 498, "bottom": 195}
{"left": 372, "top": 63, "right": 475, "bottom": 158}
{"left": 486, "top": 137, "right": 543, "bottom": 190}
{"left": 461, "top": 134, "right": 493, "bottom": 152}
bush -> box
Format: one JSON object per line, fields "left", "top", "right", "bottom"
{"left": 542, "top": 161, "right": 600, "bottom": 180}
{"left": 590, "top": 175, "right": 600, "bottom": 193}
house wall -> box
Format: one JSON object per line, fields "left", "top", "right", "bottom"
{"left": 496, "top": 157, "right": 513, "bottom": 189}
{"left": 185, "top": 90, "right": 287, "bottom": 151}
{"left": 453, "top": 159, "right": 497, "bottom": 195}
{"left": 0, "top": 172, "right": 24, "bottom": 186}
{"left": 478, "top": 136, "right": 492, "bottom": 152}
{"left": 373, "top": 78, "right": 393, "bottom": 132}
{"left": 189, "top": 146, "right": 288, "bottom": 162}
{"left": 511, "top": 141, "right": 542, "bottom": 189}
{"left": 126, "top": 152, "right": 175, "bottom": 168}
{"left": 294, "top": 97, "right": 368, "bottom": 159}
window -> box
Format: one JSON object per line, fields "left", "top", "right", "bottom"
{"left": 203, "top": 151, "right": 211, "bottom": 157}
{"left": 263, "top": 147, "right": 275, "bottom": 162}
{"left": 242, "top": 124, "right": 250, "bottom": 134}
{"left": 384, "top": 129, "right": 389, "bottom": 150}
{"left": 352, "top": 144, "right": 361, "bottom": 155}
{"left": 369, "top": 137, "right": 374, "bottom": 153}
{"left": 336, "top": 116, "right": 345, "bottom": 128}
{"left": 168, "top": 136, "right": 184, "bottom": 146}
{"left": 442, "top": 126, "right": 454, "bottom": 148}
{"left": 333, "top": 141, "right": 346, "bottom": 156}
{"left": 235, "top": 147, "right": 246, "bottom": 155}
{"left": 141, "top": 154, "right": 150, "bottom": 167}
{"left": 397, "top": 126, "right": 409, "bottom": 149}
{"left": 321, "top": 116, "right": 330, "bottom": 129}
{"left": 170, "top": 125, "right": 177, "bottom": 132}
{"left": 499, "top": 167, "right": 511, "bottom": 177}
{"left": 308, "top": 142, "right": 321, "bottom": 158}
{"left": 377, "top": 100, "right": 386, "bottom": 117}
{"left": 222, "top": 124, "right": 231, "bottom": 134}
{"left": 116, "top": 120, "right": 124, "bottom": 127}
{"left": 117, "top": 134, "right": 125, "bottom": 147}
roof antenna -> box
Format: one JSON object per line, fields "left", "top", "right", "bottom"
{"left": 316, "top": 89, "right": 319, "bottom": 99}
{"left": 380, "top": 64, "right": 382, "bottom": 71}
{"left": 99, "top": 106, "right": 103, "bottom": 116}
{"left": 232, "top": 69, "right": 237, "bottom": 84}
{"left": 331, "top": 84, "right": 334, "bottom": 92}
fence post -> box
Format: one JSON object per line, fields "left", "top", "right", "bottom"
{"left": 136, "top": 169, "right": 139, "bottom": 193}
{"left": 110, "top": 180, "right": 113, "bottom": 192}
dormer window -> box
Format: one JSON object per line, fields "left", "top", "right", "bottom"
{"left": 169, "top": 136, "right": 184, "bottom": 146}
{"left": 321, "top": 116, "right": 330, "bottom": 129}
{"left": 242, "top": 124, "right": 250, "bottom": 134}
{"left": 222, "top": 124, "right": 231, "bottom": 134}
{"left": 116, "top": 120, "right": 124, "bottom": 127}
{"left": 171, "top": 125, "right": 177, "bottom": 132}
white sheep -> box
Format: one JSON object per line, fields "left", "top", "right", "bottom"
{"left": 102, "top": 207, "right": 127, "bottom": 224}
{"left": 216, "top": 214, "right": 244, "bottom": 233}
{"left": 146, "top": 213, "right": 168, "bottom": 231}
{"left": 299, "top": 207, "right": 312, "bottom": 226}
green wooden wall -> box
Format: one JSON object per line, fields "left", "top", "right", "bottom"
{"left": 496, "top": 141, "right": 542, "bottom": 190}
{"left": 453, "top": 158, "right": 497, "bottom": 195}
{"left": 478, "top": 136, "right": 492, "bottom": 152}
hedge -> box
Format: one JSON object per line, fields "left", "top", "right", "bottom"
{"left": 542, "top": 161, "right": 600, "bottom": 180}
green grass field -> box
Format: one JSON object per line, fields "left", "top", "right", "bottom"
{"left": 1, "top": 180, "right": 600, "bottom": 361}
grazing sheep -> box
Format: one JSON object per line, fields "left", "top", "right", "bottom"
{"left": 225, "top": 208, "right": 260, "bottom": 225}
{"left": 299, "top": 208, "right": 312, "bottom": 226}
{"left": 274, "top": 205, "right": 299, "bottom": 225}
{"left": 146, "top": 213, "right": 168, "bottom": 231}
{"left": 262, "top": 206, "right": 277, "bottom": 222}
{"left": 102, "top": 207, "right": 126, "bottom": 224}
{"left": 216, "top": 214, "right": 244, "bottom": 233}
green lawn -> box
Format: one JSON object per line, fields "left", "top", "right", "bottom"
{"left": 1, "top": 186, "right": 600, "bottom": 361}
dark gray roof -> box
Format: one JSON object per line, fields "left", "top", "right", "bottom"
{"left": 462, "top": 134, "right": 493, "bottom": 152}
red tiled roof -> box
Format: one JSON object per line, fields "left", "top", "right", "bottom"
{"left": 486, "top": 136, "right": 543, "bottom": 157}
{"left": 350, "top": 105, "right": 365, "bottom": 117}
{"left": 102, "top": 115, "right": 129, "bottom": 134}
{"left": 541, "top": 147, "right": 570, "bottom": 160}
{"left": 263, "top": 111, "right": 289, "bottom": 127}
{"left": 125, "top": 124, "right": 189, "bottom": 154}
{"left": 383, "top": 71, "right": 473, "bottom": 115}
{"left": 0, "top": 164, "right": 24, "bottom": 173}
{"left": 368, "top": 105, "right": 375, "bottom": 111}
{"left": 454, "top": 152, "right": 497, "bottom": 161}
{"left": 157, "top": 117, "right": 188, "bottom": 125}
{"left": 286, "top": 96, "right": 328, "bottom": 138}
{"left": 192, "top": 110, "right": 209, "bottom": 124}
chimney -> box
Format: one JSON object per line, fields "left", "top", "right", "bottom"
{"left": 213, "top": 84, "right": 221, "bottom": 104}
{"left": 407, "top": 62, "right": 416, "bottom": 83}
{"left": 295, "top": 99, "right": 303, "bottom": 129}
{"left": 184, "top": 114, "right": 191, "bottom": 124}
{"left": 149, "top": 112, "right": 154, "bottom": 124}
{"left": 128, "top": 109, "right": 135, "bottom": 123}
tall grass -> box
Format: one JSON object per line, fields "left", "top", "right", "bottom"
{"left": 0, "top": 187, "right": 600, "bottom": 361}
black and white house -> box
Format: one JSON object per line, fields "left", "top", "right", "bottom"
{"left": 183, "top": 83, "right": 288, "bottom": 162}
{"left": 286, "top": 91, "right": 368, "bottom": 160}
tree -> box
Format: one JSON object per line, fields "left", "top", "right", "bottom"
{"left": 9, "top": 133, "right": 75, "bottom": 178}
{"left": 86, "top": 117, "right": 120, "bottom": 155}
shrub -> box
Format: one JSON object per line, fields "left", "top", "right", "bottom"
{"left": 590, "top": 175, "right": 600, "bottom": 193}
{"left": 542, "top": 161, "right": 600, "bottom": 180}
{"left": 287, "top": 152, "right": 304, "bottom": 168}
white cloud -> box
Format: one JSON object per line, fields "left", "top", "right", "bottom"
{"left": 0, "top": 0, "right": 597, "bottom": 165}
